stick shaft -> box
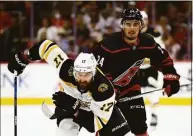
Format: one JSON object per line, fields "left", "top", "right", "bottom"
{"left": 14, "top": 76, "right": 17, "bottom": 136}
{"left": 118, "top": 83, "right": 191, "bottom": 102}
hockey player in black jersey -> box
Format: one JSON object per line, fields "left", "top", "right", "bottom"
{"left": 7, "top": 40, "right": 130, "bottom": 136}
{"left": 92, "top": 8, "right": 180, "bottom": 136}
{"left": 138, "top": 11, "right": 165, "bottom": 129}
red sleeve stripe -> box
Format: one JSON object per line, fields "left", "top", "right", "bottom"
{"left": 162, "top": 62, "right": 173, "bottom": 66}
{"left": 162, "top": 57, "right": 173, "bottom": 66}
{"left": 162, "top": 56, "right": 172, "bottom": 63}
{"left": 138, "top": 44, "right": 156, "bottom": 49}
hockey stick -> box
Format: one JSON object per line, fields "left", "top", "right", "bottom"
{"left": 13, "top": 71, "right": 18, "bottom": 136}
{"left": 180, "top": 76, "right": 192, "bottom": 82}
{"left": 118, "top": 83, "right": 192, "bottom": 103}
{"left": 41, "top": 102, "right": 57, "bottom": 119}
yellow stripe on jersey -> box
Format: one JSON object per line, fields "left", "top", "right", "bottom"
{"left": 40, "top": 40, "right": 53, "bottom": 59}
{"left": 58, "top": 83, "right": 64, "bottom": 92}
{"left": 60, "top": 79, "right": 77, "bottom": 89}
{"left": 43, "top": 45, "right": 58, "bottom": 61}
{"left": 96, "top": 117, "right": 103, "bottom": 130}
{"left": 100, "top": 117, "right": 108, "bottom": 124}
{"left": 96, "top": 67, "right": 105, "bottom": 76}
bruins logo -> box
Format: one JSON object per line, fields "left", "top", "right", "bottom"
{"left": 68, "top": 66, "right": 73, "bottom": 76}
{"left": 98, "top": 83, "right": 108, "bottom": 92}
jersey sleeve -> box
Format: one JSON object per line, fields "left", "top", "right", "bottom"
{"left": 92, "top": 41, "right": 113, "bottom": 80}
{"left": 91, "top": 92, "right": 115, "bottom": 132}
{"left": 90, "top": 70, "right": 116, "bottom": 132}
{"left": 28, "top": 40, "right": 68, "bottom": 74}
{"left": 149, "top": 40, "right": 178, "bottom": 75}
{"left": 92, "top": 41, "right": 108, "bottom": 70}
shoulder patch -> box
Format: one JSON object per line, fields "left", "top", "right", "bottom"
{"left": 98, "top": 83, "right": 108, "bottom": 92}
{"left": 68, "top": 66, "right": 73, "bottom": 76}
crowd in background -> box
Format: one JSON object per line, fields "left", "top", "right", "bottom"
{"left": 0, "top": 1, "right": 192, "bottom": 61}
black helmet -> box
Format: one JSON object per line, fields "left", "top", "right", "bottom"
{"left": 121, "top": 8, "right": 143, "bottom": 23}
{"left": 121, "top": 8, "right": 144, "bottom": 29}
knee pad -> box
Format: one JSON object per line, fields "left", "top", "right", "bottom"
{"left": 56, "top": 118, "right": 80, "bottom": 136}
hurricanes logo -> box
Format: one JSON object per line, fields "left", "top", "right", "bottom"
{"left": 98, "top": 83, "right": 108, "bottom": 92}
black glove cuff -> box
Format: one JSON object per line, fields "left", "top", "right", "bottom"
{"left": 162, "top": 66, "right": 178, "bottom": 75}
{"left": 15, "top": 52, "right": 30, "bottom": 67}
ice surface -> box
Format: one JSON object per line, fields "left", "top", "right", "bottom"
{"left": 1, "top": 105, "right": 192, "bottom": 136}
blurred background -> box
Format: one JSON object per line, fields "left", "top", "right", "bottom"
{"left": 0, "top": 1, "right": 192, "bottom": 61}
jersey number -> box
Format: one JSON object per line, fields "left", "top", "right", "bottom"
{"left": 54, "top": 54, "right": 64, "bottom": 68}
{"left": 97, "top": 55, "right": 104, "bottom": 67}
{"left": 100, "top": 102, "right": 114, "bottom": 112}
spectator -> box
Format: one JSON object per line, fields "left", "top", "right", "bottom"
{"left": 36, "top": 17, "right": 49, "bottom": 42}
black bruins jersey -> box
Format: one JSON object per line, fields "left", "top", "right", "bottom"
{"left": 28, "top": 40, "right": 116, "bottom": 132}
{"left": 92, "top": 32, "right": 177, "bottom": 97}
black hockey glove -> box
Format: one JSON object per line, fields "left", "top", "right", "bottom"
{"left": 163, "top": 74, "right": 180, "bottom": 97}
{"left": 8, "top": 52, "right": 30, "bottom": 76}
{"left": 52, "top": 91, "right": 80, "bottom": 115}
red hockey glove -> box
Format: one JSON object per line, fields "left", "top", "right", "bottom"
{"left": 163, "top": 74, "right": 180, "bottom": 97}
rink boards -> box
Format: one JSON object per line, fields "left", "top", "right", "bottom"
{"left": 0, "top": 62, "right": 192, "bottom": 106}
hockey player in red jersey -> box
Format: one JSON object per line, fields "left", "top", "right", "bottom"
{"left": 92, "top": 8, "right": 180, "bottom": 136}
{"left": 7, "top": 40, "right": 130, "bottom": 136}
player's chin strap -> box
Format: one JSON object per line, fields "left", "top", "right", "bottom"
{"left": 118, "top": 83, "right": 192, "bottom": 103}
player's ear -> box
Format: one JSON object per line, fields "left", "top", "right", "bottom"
{"left": 140, "top": 20, "right": 145, "bottom": 30}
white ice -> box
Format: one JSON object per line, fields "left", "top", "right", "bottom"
{"left": 1, "top": 105, "right": 192, "bottom": 136}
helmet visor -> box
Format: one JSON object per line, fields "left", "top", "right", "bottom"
{"left": 122, "top": 20, "right": 141, "bottom": 28}
{"left": 74, "top": 71, "right": 93, "bottom": 80}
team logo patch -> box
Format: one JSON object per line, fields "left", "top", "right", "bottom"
{"left": 68, "top": 66, "right": 73, "bottom": 76}
{"left": 98, "top": 83, "right": 108, "bottom": 92}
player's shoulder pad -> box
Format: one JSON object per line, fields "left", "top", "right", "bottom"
{"left": 139, "top": 33, "right": 156, "bottom": 47}
{"left": 100, "top": 32, "right": 123, "bottom": 51}
{"left": 59, "top": 59, "right": 77, "bottom": 85}
{"left": 91, "top": 68, "right": 114, "bottom": 101}
{"left": 147, "top": 27, "right": 161, "bottom": 37}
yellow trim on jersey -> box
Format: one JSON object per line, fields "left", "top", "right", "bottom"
{"left": 96, "top": 117, "right": 103, "bottom": 130}
{"left": 40, "top": 40, "right": 53, "bottom": 59}
{"left": 96, "top": 67, "right": 105, "bottom": 76}
{"left": 100, "top": 117, "right": 108, "bottom": 124}
{"left": 60, "top": 79, "right": 77, "bottom": 88}
{"left": 58, "top": 83, "right": 64, "bottom": 92}
{"left": 43, "top": 45, "right": 58, "bottom": 60}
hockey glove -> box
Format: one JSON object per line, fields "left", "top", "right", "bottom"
{"left": 52, "top": 91, "right": 80, "bottom": 115}
{"left": 163, "top": 74, "right": 180, "bottom": 97}
{"left": 8, "top": 52, "right": 29, "bottom": 75}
